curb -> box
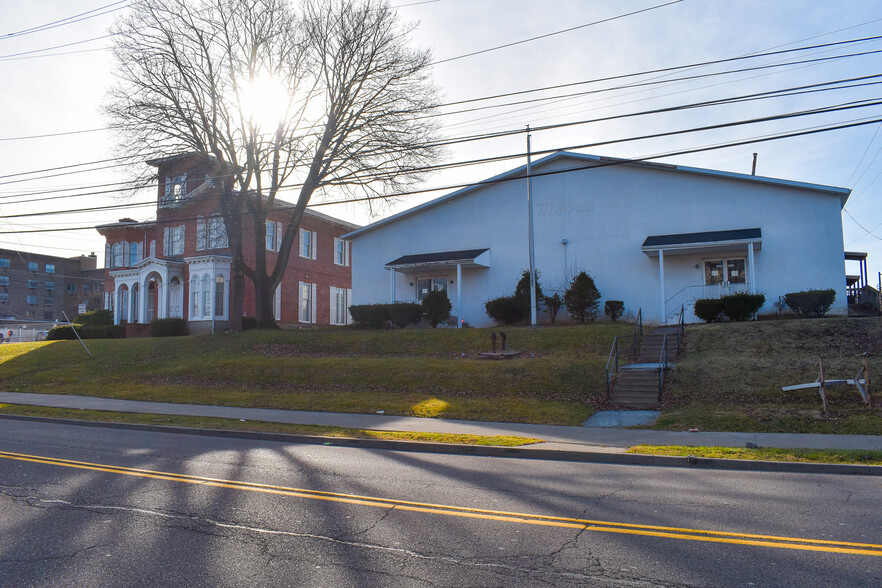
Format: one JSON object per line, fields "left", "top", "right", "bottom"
{"left": 3, "top": 413, "right": 881, "bottom": 476}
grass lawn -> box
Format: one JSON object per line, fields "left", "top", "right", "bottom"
{"left": 656, "top": 316, "right": 882, "bottom": 435}
{"left": 626, "top": 444, "right": 882, "bottom": 465}
{"left": 0, "top": 404, "right": 540, "bottom": 446}
{"left": 0, "top": 323, "right": 631, "bottom": 426}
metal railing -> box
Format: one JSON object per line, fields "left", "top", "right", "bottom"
{"left": 675, "top": 304, "right": 685, "bottom": 355}
{"left": 604, "top": 309, "right": 642, "bottom": 399}
{"left": 658, "top": 334, "right": 669, "bottom": 402}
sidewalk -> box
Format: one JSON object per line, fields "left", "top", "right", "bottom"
{"left": 2, "top": 391, "right": 881, "bottom": 452}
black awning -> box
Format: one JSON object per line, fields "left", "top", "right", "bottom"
{"left": 387, "top": 248, "right": 489, "bottom": 267}
{"left": 642, "top": 228, "right": 761, "bottom": 248}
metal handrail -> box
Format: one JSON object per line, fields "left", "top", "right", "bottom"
{"left": 658, "top": 333, "right": 668, "bottom": 402}
{"left": 676, "top": 304, "right": 685, "bottom": 355}
{"left": 604, "top": 308, "right": 643, "bottom": 399}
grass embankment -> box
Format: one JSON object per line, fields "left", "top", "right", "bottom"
{"left": 0, "top": 324, "right": 629, "bottom": 426}
{"left": 657, "top": 317, "right": 882, "bottom": 435}
{"left": 627, "top": 444, "right": 882, "bottom": 465}
{"left": 0, "top": 404, "right": 539, "bottom": 446}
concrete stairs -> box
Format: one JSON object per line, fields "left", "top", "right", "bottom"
{"left": 609, "top": 326, "right": 681, "bottom": 408}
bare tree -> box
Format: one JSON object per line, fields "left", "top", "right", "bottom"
{"left": 106, "top": 0, "right": 441, "bottom": 328}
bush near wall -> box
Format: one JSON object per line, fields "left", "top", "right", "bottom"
{"left": 72, "top": 309, "right": 113, "bottom": 327}
{"left": 485, "top": 296, "right": 524, "bottom": 325}
{"left": 693, "top": 293, "right": 765, "bottom": 322}
{"left": 241, "top": 316, "right": 258, "bottom": 331}
{"left": 46, "top": 324, "right": 125, "bottom": 340}
{"left": 150, "top": 318, "right": 188, "bottom": 337}
{"left": 783, "top": 289, "right": 837, "bottom": 318}
{"left": 349, "top": 303, "right": 422, "bottom": 329}
{"left": 604, "top": 300, "right": 624, "bottom": 321}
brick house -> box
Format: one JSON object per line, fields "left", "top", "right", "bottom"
{"left": 96, "top": 154, "right": 357, "bottom": 333}
{"left": 0, "top": 249, "right": 103, "bottom": 322}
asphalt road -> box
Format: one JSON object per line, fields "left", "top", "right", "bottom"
{"left": 1, "top": 419, "right": 880, "bottom": 587}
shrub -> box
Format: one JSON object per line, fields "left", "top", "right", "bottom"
{"left": 783, "top": 289, "right": 837, "bottom": 318}
{"left": 720, "top": 292, "right": 765, "bottom": 321}
{"left": 693, "top": 298, "right": 725, "bottom": 322}
{"left": 514, "top": 270, "right": 544, "bottom": 317}
{"left": 349, "top": 303, "right": 422, "bottom": 329}
{"left": 388, "top": 303, "right": 422, "bottom": 328}
{"left": 150, "top": 317, "right": 188, "bottom": 337}
{"left": 485, "top": 296, "right": 523, "bottom": 324}
{"left": 73, "top": 309, "right": 113, "bottom": 327}
{"left": 545, "top": 293, "right": 562, "bottom": 323}
{"left": 241, "top": 316, "right": 258, "bottom": 331}
{"left": 422, "top": 290, "right": 452, "bottom": 328}
{"left": 46, "top": 324, "right": 125, "bottom": 340}
{"left": 564, "top": 271, "right": 601, "bottom": 323}
{"left": 604, "top": 300, "right": 624, "bottom": 321}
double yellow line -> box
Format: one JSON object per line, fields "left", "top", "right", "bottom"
{"left": 2, "top": 449, "right": 881, "bottom": 557}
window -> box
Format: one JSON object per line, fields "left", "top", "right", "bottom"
{"left": 45, "top": 264, "right": 55, "bottom": 274}
{"left": 0, "top": 276, "right": 8, "bottom": 286}
{"left": 66, "top": 283, "right": 76, "bottom": 295}
{"left": 43, "top": 311, "right": 54, "bottom": 321}
{"left": 417, "top": 277, "right": 448, "bottom": 301}
{"left": 27, "top": 279, "right": 37, "bottom": 289}
{"left": 330, "top": 286, "right": 351, "bottom": 325}
{"left": 149, "top": 240, "right": 156, "bottom": 258}
{"left": 45, "top": 281, "right": 54, "bottom": 292}
{"left": 334, "top": 238, "right": 349, "bottom": 266}
{"left": 0, "top": 293, "right": 7, "bottom": 302}
{"left": 266, "top": 220, "right": 282, "bottom": 251}
{"left": 161, "top": 174, "right": 187, "bottom": 207}
{"left": 163, "top": 226, "right": 185, "bottom": 256}
{"left": 0, "top": 258, "right": 9, "bottom": 268}
{"left": 299, "top": 281, "right": 316, "bottom": 323}
{"left": 191, "top": 276, "right": 201, "bottom": 318}
{"left": 44, "top": 297, "right": 54, "bottom": 306}
{"left": 26, "top": 295, "right": 37, "bottom": 305}
{"left": 198, "top": 215, "right": 228, "bottom": 251}
{"left": 82, "top": 283, "right": 90, "bottom": 294}
{"left": 129, "top": 242, "right": 140, "bottom": 265}
{"left": 28, "top": 262, "right": 38, "bottom": 272}
{"left": 131, "top": 283, "right": 139, "bottom": 322}
{"left": 215, "top": 275, "right": 225, "bottom": 317}
{"left": 202, "top": 275, "right": 211, "bottom": 318}
{"left": 300, "top": 228, "right": 317, "bottom": 259}
{"left": 112, "top": 243, "right": 123, "bottom": 267}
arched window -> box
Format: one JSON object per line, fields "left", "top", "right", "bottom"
{"left": 202, "top": 275, "right": 211, "bottom": 317}
{"left": 111, "top": 243, "right": 122, "bottom": 268}
{"left": 215, "top": 275, "right": 225, "bottom": 317}
{"left": 191, "top": 276, "right": 200, "bottom": 318}
{"left": 149, "top": 240, "right": 156, "bottom": 258}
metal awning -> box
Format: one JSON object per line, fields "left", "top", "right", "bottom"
{"left": 385, "top": 248, "right": 490, "bottom": 271}
{"left": 641, "top": 228, "right": 762, "bottom": 257}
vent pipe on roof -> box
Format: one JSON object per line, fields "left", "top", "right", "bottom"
{"left": 751, "top": 153, "right": 758, "bottom": 176}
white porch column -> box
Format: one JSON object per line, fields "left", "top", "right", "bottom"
{"left": 658, "top": 249, "right": 666, "bottom": 325}
{"left": 113, "top": 288, "right": 121, "bottom": 325}
{"left": 747, "top": 242, "right": 756, "bottom": 294}
{"left": 389, "top": 268, "right": 396, "bottom": 303}
{"left": 456, "top": 263, "right": 463, "bottom": 328}
{"left": 159, "top": 283, "right": 167, "bottom": 318}
{"left": 138, "top": 281, "right": 147, "bottom": 323}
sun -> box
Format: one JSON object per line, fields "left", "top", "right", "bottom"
{"left": 238, "top": 74, "right": 292, "bottom": 131}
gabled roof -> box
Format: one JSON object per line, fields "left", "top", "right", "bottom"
{"left": 343, "top": 151, "right": 851, "bottom": 240}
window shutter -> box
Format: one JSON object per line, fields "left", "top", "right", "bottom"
{"left": 179, "top": 225, "right": 185, "bottom": 255}
{"left": 274, "top": 284, "right": 282, "bottom": 321}
{"left": 311, "top": 283, "right": 317, "bottom": 323}
{"left": 329, "top": 286, "right": 336, "bottom": 325}
{"left": 298, "top": 281, "right": 305, "bottom": 322}
{"left": 276, "top": 222, "right": 283, "bottom": 251}
{"left": 163, "top": 228, "right": 170, "bottom": 256}
{"left": 346, "top": 241, "right": 350, "bottom": 266}
{"left": 164, "top": 177, "right": 172, "bottom": 200}
{"left": 104, "top": 244, "right": 111, "bottom": 268}
{"left": 311, "top": 231, "right": 317, "bottom": 260}
{"left": 346, "top": 289, "right": 352, "bottom": 324}
{"left": 196, "top": 216, "right": 206, "bottom": 251}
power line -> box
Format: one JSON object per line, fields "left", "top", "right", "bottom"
{"left": 431, "top": 0, "right": 682, "bottom": 65}
{"left": 0, "top": 1, "right": 131, "bottom": 40}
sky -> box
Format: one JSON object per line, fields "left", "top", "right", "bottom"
{"left": 1, "top": 0, "right": 882, "bottom": 284}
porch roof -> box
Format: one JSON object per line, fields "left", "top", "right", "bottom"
{"left": 641, "top": 228, "right": 762, "bottom": 257}
{"left": 385, "top": 248, "right": 489, "bottom": 271}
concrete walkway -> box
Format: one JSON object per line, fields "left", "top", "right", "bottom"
{"left": 2, "top": 392, "right": 881, "bottom": 451}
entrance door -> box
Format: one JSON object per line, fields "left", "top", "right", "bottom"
{"left": 416, "top": 277, "right": 448, "bottom": 301}
{"left": 704, "top": 257, "right": 747, "bottom": 296}
{"left": 169, "top": 277, "right": 183, "bottom": 318}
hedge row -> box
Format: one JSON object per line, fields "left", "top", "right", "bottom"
{"left": 349, "top": 303, "right": 422, "bottom": 328}
{"left": 45, "top": 324, "right": 125, "bottom": 340}
{"left": 693, "top": 293, "right": 766, "bottom": 322}
{"left": 149, "top": 318, "right": 188, "bottom": 337}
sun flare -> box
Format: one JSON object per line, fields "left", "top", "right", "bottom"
{"left": 239, "top": 75, "right": 291, "bottom": 131}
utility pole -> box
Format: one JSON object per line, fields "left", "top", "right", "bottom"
{"left": 526, "top": 126, "right": 537, "bottom": 326}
